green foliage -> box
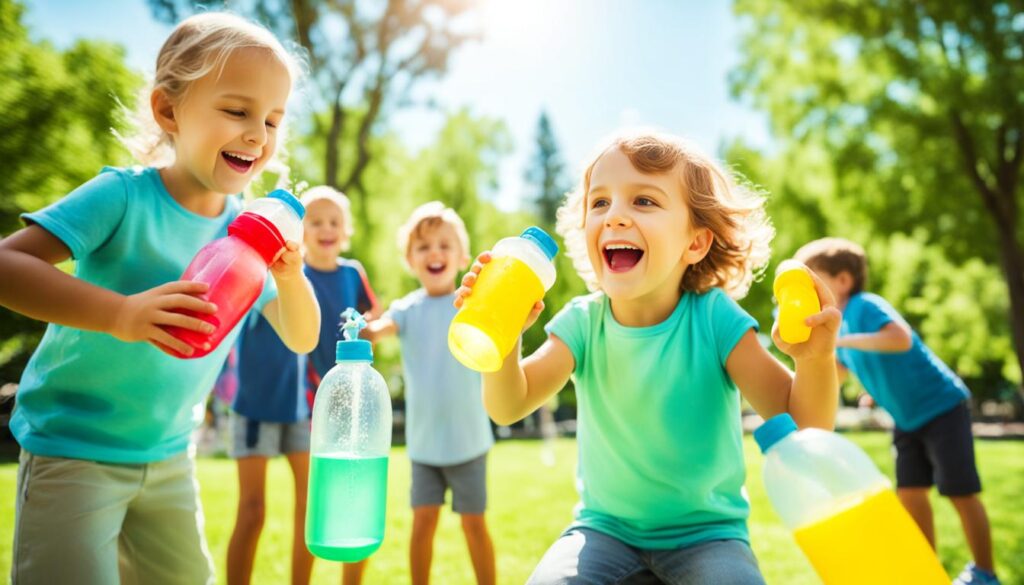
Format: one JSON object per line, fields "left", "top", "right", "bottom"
{"left": 0, "top": 0, "right": 141, "bottom": 383}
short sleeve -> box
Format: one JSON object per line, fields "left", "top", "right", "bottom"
{"left": 21, "top": 168, "right": 128, "bottom": 260}
{"left": 707, "top": 289, "right": 758, "bottom": 366}
{"left": 858, "top": 294, "right": 897, "bottom": 333}
{"left": 384, "top": 297, "right": 409, "bottom": 333}
{"left": 544, "top": 296, "right": 591, "bottom": 372}
{"left": 252, "top": 275, "right": 278, "bottom": 315}
{"left": 351, "top": 260, "right": 378, "bottom": 314}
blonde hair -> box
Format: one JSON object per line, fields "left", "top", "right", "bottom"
{"left": 794, "top": 237, "right": 868, "bottom": 294}
{"left": 300, "top": 186, "right": 355, "bottom": 252}
{"left": 397, "top": 202, "right": 471, "bottom": 269}
{"left": 117, "top": 12, "right": 302, "bottom": 167}
{"left": 556, "top": 131, "right": 773, "bottom": 299}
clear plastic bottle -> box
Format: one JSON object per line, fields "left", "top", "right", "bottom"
{"left": 164, "top": 189, "right": 304, "bottom": 358}
{"left": 773, "top": 260, "right": 820, "bottom": 344}
{"left": 448, "top": 226, "right": 558, "bottom": 372}
{"left": 306, "top": 309, "right": 392, "bottom": 562}
{"left": 754, "top": 413, "right": 948, "bottom": 584}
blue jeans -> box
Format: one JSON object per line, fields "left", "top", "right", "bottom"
{"left": 526, "top": 527, "right": 766, "bottom": 585}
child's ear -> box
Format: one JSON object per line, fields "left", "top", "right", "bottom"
{"left": 458, "top": 252, "right": 471, "bottom": 272}
{"left": 683, "top": 227, "right": 713, "bottom": 264}
{"left": 151, "top": 89, "right": 178, "bottom": 135}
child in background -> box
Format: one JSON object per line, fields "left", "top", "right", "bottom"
{"left": 794, "top": 237, "right": 1001, "bottom": 585}
{"left": 0, "top": 13, "right": 319, "bottom": 584}
{"left": 363, "top": 202, "right": 496, "bottom": 585}
{"left": 226, "top": 186, "right": 377, "bottom": 585}
{"left": 456, "top": 131, "right": 841, "bottom": 584}
{"left": 301, "top": 186, "right": 381, "bottom": 584}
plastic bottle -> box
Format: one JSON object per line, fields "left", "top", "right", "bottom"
{"left": 754, "top": 413, "right": 948, "bottom": 584}
{"left": 306, "top": 309, "right": 392, "bottom": 562}
{"left": 164, "top": 189, "right": 304, "bottom": 359}
{"left": 774, "top": 259, "right": 820, "bottom": 344}
{"left": 448, "top": 226, "right": 558, "bottom": 372}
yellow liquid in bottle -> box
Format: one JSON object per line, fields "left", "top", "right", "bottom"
{"left": 774, "top": 266, "right": 819, "bottom": 344}
{"left": 448, "top": 255, "right": 545, "bottom": 372}
{"left": 793, "top": 489, "right": 948, "bottom": 584}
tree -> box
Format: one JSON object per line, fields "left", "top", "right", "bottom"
{"left": 731, "top": 0, "right": 1024, "bottom": 394}
{"left": 0, "top": 0, "right": 140, "bottom": 383}
{"left": 526, "top": 111, "right": 570, "bottom": 225}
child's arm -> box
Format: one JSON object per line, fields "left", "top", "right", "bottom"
{"left": 0, "top": 225, "right": 218, "bottom": 356}
{"left": 728, "top": 267, "right": 842, "bottom": 430}
{"left": 362, "top": 315, "right": 398, "bottom": 343}
{"left": 836, "top": 322, "right": 912, "bottom": 353}
{"left": 455, "top": 251, "right": 574, "bottom": 425}
{"left": 261, "top": 241, "right": 320, "bottom": 354}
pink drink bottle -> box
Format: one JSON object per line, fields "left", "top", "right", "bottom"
{"left": 163, "top": 189, "right": 304, "bottom": 359}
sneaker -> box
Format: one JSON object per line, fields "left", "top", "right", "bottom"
{"left": 953, "top": 562, "right": 1001, "bottom": 585}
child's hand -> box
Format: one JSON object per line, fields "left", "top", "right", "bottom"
{"left": 110, "top": 281, "right": 217, "bottom": 357}
{"left": 772, "top": 268, "right": 842, "bottom": 362}
{"left": 269, "top": 241, "right": 303, "bottom": 281}
{"left": 454, "top": 251, "right": 545, "bottom": 332}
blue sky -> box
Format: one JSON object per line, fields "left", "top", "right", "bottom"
{"left": 24, "top": 0, "right": 769, "bottom": 211}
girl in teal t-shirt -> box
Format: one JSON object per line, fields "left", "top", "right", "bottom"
{"left": 456, "top": 131, "right": 842, "bottom": 584}
{"left": 0, "top": 13, "right": 319, "bottom": 584}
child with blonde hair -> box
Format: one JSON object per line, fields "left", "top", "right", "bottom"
{"left": 456, "top": 131, "right": 841, "bottom": 584}
{"left": 364, "top": 202, "right": 496, "bottom": 585}
{"left": 0, "top": 12, "right": 319, "bottom": 584}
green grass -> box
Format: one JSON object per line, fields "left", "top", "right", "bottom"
{"left": 1, "top": 434, "right": 1021, "bottom": 584}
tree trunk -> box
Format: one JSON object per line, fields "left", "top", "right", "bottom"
{"left": 325, "top": 85, "right": 345, "bottom": 189}
{"left": 996, "top": 223, "right": 1024, "bottom": 402}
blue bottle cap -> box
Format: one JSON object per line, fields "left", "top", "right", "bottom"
{"left": 335, "top": 308, "right": 373, "bottom": 362}
{"left": 521, "top": 226, "right": 558, "bottom": 261}
{"left": 753, "top": 412, "right": 798, "bottom": 453}
{"left": 268, "top": 189, "right": 305, "bottom": 220}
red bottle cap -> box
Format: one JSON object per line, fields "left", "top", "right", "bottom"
{"left": 228, "top": 212, "right": 285, "bottom": 264}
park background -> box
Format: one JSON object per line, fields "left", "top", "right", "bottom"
{"left": 0, "top": 0, "right": 1021, "bottom": 582}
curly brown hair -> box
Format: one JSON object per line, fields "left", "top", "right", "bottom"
{"left": 793, "top": 237, "right": 868, "bottom": 294}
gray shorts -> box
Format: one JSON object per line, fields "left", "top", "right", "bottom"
{"left": 228, "top": 411, "right": 310, "bottom": 459}
{"left": 411, "top": 453, "right": 488, "bottom": 514}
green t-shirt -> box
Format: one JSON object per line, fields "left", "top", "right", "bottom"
{"left": 545, "top": 289, "right": 757, "bottom": 549}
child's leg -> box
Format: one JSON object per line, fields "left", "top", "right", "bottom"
{"left": 896, "top": 487, "right": 935, "bottom": 546}
{"left": 649, "top": 539, "right": 765, "bottom": 585}
{"left": 285, "top": 450, "right": 315, "bottom": 585}
{"left": 118, "top": 451, "right": 217, "bottom": 585}
{"left": 949, "top": 494, "right": 995, "bottom": 573}
{"left": 892, "top": 424, "right": 938, "bottom": 546}
{"left": 447, "top": 453, "right": 494, "bottom": 585}
{"left": 226, "top": 456, "right": 268, "bottom": 584}
{"left": 410, "top": 460, "right": 448, "bottom": 585}
{"left": 411, "top": 506, "right": 442, "bottom": 585}
{"left": 342, "top": 559, "right": 369, "bottom": 585}
{"left": 525, "top": 527, "right": 649, "bottom": 585}
{"left": 11, "top": 451, "right": 137, "bottom": 584}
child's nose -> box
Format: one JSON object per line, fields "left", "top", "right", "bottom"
{"left": 604, "top": 202, "right": 633, "bottom": 228}
{"left": 243, "top": 121, "right": 268, "bottom": 147}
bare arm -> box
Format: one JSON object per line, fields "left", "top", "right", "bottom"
{"left": 0, "top": 225, "right": 217, "bottom": 356}
{"left": 482, "top": 332, "right": 575, "bottom": 426}
{"left": 261, "top": 241, "right": 320, "bottom": 354}
{"left": 836, "top": 322, "right": 913, "bottom": 353}
{"left": 361, "top": 315, "right": 398, "bottom": 343}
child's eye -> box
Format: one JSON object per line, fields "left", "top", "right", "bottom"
{"left": 635, "top": 196, "right": 657, "bottom": 207}
{"left": 223, "top": 109, "right": 245, "bottom": 117}
{"left": 589, "top": 198, "right": 609, "bottom": 209}
{"left": 266, "top": 120, "right": 278, "bottom": 129}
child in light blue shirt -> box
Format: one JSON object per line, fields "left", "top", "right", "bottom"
{"left": 457, "top": 131, "right": 841, "bottom": 585}
{"left": 364, "top": 202, "right": 495, "bottom": 585}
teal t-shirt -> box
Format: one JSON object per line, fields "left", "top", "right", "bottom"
{"left": 11, "top": 166, "right": 276, "bottom": 463}
{"left": 545, "top": 289, "right": 757, "bottom": 549}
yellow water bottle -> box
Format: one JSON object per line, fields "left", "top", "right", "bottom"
{"left": 755, "top": 413, "right": 948, "bottom": 584}
{"left": 774, "top": 260, "right": 820, "bottom": 344}
{"left": 448, "top": 227, "right": 558, "bottom": 372}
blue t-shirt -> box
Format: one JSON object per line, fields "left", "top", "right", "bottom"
{"left": 546, "top": 290, "right": 757, "bottom": 549}
{"left": 838, "top": 292, "right": 969, "bottom": 431}
{"left": 12, "top": 166, "right": 276, "bottom": 463}
{"left": 386, "top": 289, "right": 494, "bottom": 466}
{"left": 232, "top": 312, "right": 308, "bottom": 423}
{"left": 305, "top": 259, "right": 376, "bottom": 384}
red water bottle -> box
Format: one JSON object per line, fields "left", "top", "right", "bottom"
{"left": 164, "top": 189, "right": 305, "bottom": 359}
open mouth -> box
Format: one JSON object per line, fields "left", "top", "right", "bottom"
{"left": 318, "top": 238, "right": 338, "bottom": 248}
{"left": 426, "top": 262, "right": 447, "bottom": 275}
{"left": 222, "top": 151, "right": 256, "bottom": 173}
{"left": 603, "top": 243, "right": 644, "bottom": 273}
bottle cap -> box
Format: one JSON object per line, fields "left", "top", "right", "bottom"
{"left": 773, "top": 260, "right": 814, "bottom": 298}
{"left": 521, "top": 226, "right": 558, "bottom": 261}
{"left": 268, "top": 189, "right": 305, "bottom": 220}
{"left": 335, "top": 308, "right": 373, "bottom": 362}
{"left": 753, "top": 412, "right": 798, "bottom": 453}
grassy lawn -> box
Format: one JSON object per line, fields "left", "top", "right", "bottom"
{"left": 0, "top": 433, "right": 1021, "bottom": 584}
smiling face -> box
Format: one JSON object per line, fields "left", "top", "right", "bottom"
{"left": 584, "top": 147, "right": 711, "bottom": 306}
{"left": 163, "top": 47, "right": 291, "bottom": 197}
{"left": 406, "top": 221, "right": 468, "bottom": 296}
{"left": 303, "top": 198, "right": 348, "bottom": 264}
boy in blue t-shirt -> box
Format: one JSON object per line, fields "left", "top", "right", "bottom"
{"left": 363, "top": 202, "right": 496, "bottom": 585}
{"left": 226, "top": 186, "right": 378, "bottom": 585}
{"left": 795, "top": 237, "right": 1000, "bottom": 585}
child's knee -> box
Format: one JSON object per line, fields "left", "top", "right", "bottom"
{"left": 460, "top": 513, "right": 489, "bottom": 538}
{"left": 236, "top": 497, "right": 267, "bottom": 528}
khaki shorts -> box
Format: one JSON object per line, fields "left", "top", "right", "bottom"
{"left": 11, "top": 450, "right": 215, "bottom": 585}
